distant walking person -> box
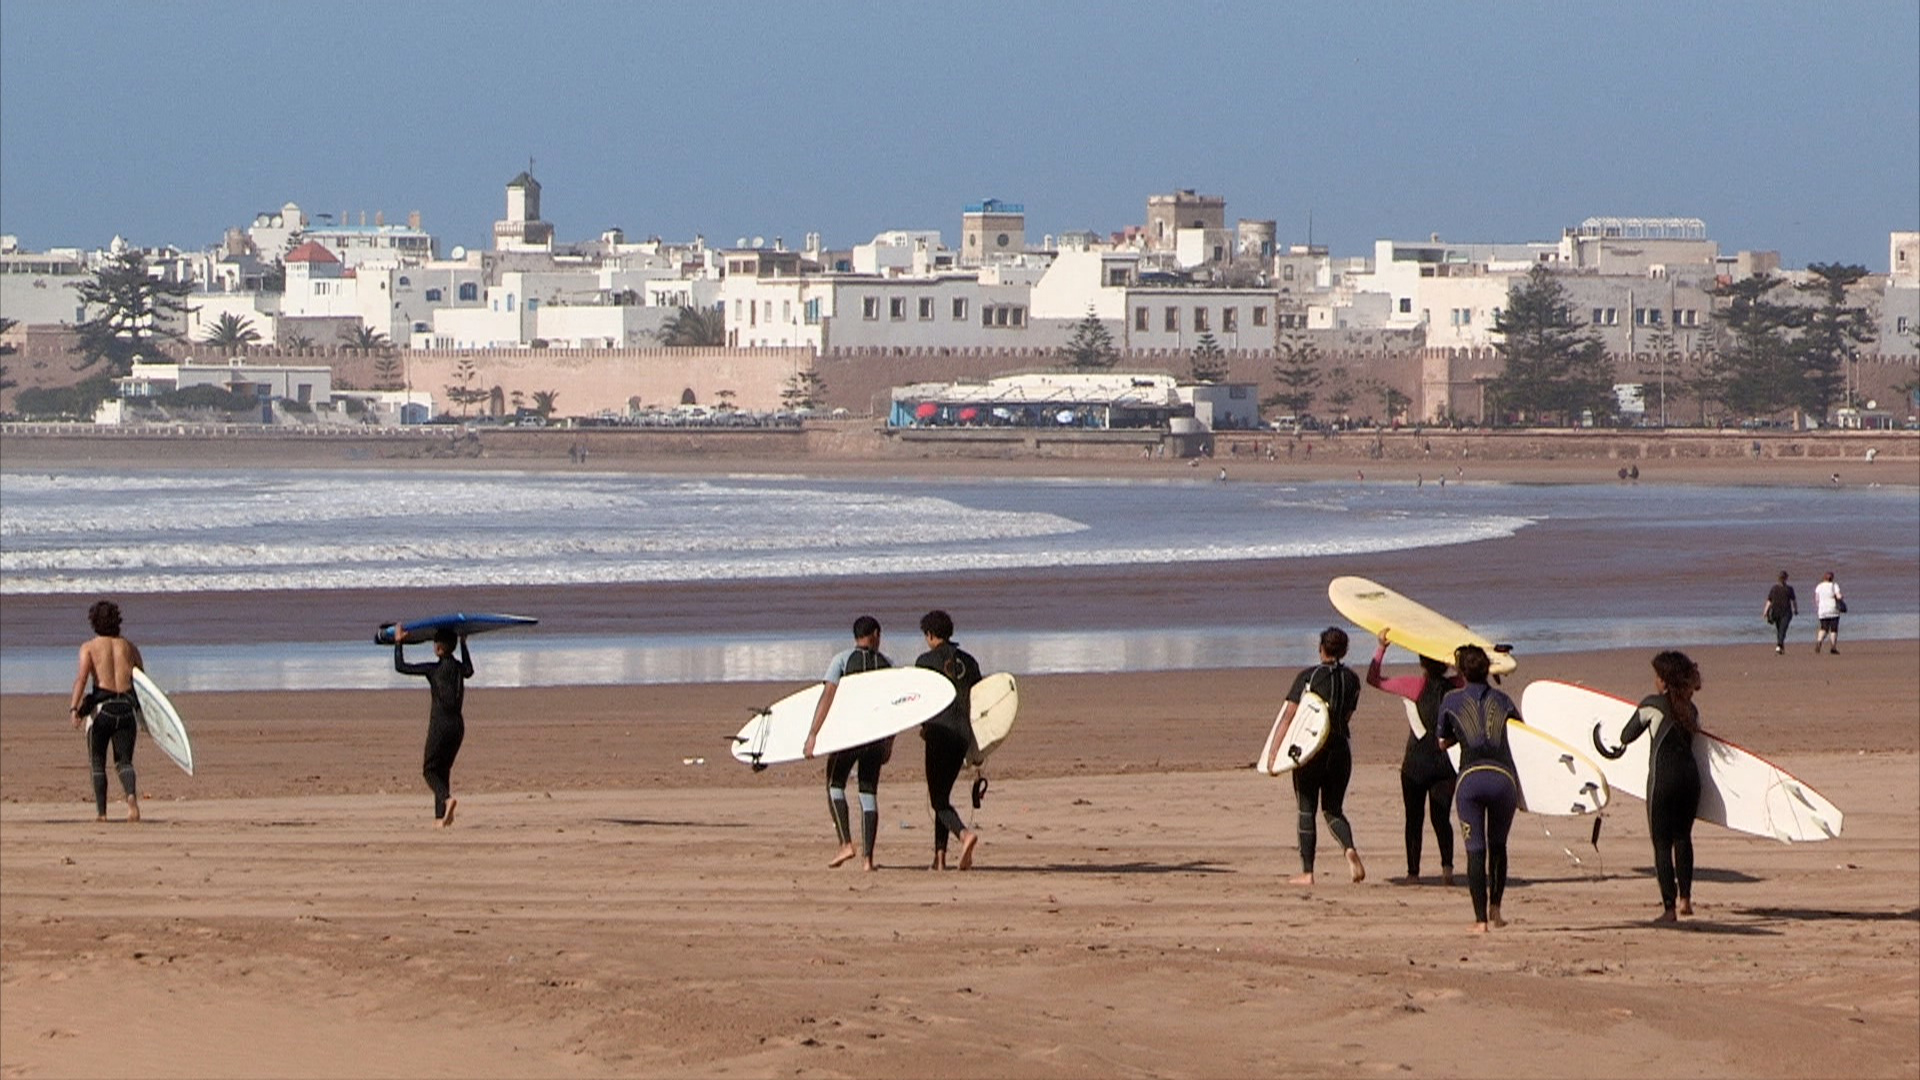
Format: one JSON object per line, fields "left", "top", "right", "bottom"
{"left": 1813, "top": 571, "right": 1845, "bottom": 654}
{"left": 915, "top": 610, "right": 982, "bottom": 870}
{"left": 68, "top": 600, "right": 143, "bottom": 823}
{"left": 394, "top": 625, "right": 474, "bottom": 826}
{"left": 1598, "top": 651, "right": 1704, "bottom": 922}
{"left": 1271, "top": 627, "right": 1366, "bottom": 886}
{"left": 1762, "top": 571, "right": 1798, "bottom": 655}
{"left": 1436, "top": 645, "right": 1520, "bottom": 933}
{"left": 803, "top": 615, "right": 893, "bottom": 871}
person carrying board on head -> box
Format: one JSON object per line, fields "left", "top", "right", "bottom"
{"left": 393, "top": 624, "right": 473, "bottom": 827}
{"left": 1271, "top": 627, "right": 1366, "bottom": 886}
{"left": 915, "top": 610, "right": 982, "bottom": 870}
{"left": 1365, "top": 628, "right": 1463, "bottom": 886}
{"left": 68, "top": 600, "right": 144, "bottom": 823}
{"left": 1435, "top": 644, "right": 1520, "bottom": 933}
{"left": 803, "top": 615, "right": 894, "bottom": 871}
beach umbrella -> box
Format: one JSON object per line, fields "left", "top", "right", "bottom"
{"left": 1055, "top": 409, "right": 1076, "bottom": 424}
{"left": 958, "top": 407, "right": 979, "bottom": 422}
{"left": 914, "top": 402, "right": 938, "bottom": 420}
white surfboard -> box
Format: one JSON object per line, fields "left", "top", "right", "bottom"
{"left": 131, "top": 668, "right": 194, "bottom": 776}
{"left": 730, "top": 667, "right": 956, "bottom": 768}
{"left": 1428, "top": 700, "right": 1606, "bottom": 816}
{"left": 1258, "top": 691, "right": 1331, "bottom": 776}
{"left": 1521, "top": 680, "right": 1843, "bottom": 843}
{"left": 967, "top": 672, "right": 1019, "bottom": 766}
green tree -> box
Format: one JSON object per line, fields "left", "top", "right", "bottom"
{"left": 1489, "top": 265, "right": 1615, "bottom": 425}
{"left": 531, "top": 389, "right": 559, "bottom": 419}
{"left": 1362, "top": 378, "right": 1411, "bottom": 424}
{"left": 782, "top": 368, "right": 826, "bottom": 411}
{"left": 445, "top": 358, "right": 489, "bottom": 416}
{"left": 1264, "top": 333, "right": 1321, "bottom": 417}
{"left": 339, "top": 325, "right": 392, "bottom": 352}
{"left": 71, "top": 249, "right": 195, "bottom": 375}
{"left": 1189, "top": 332, "right": 1228, "bottom": 383}
{"left": 714, "top": 388, "right": 737, "bottom": 412}
{"left": 201, "top": 312, "right": 261, "bottom": 352}
{"left": 373, "top": 353, "right": 404, "bottom": 390}
{"left": 283, "top": 332, "right": 316, "bottom": 350}
{"left": 1324, "top": 366, "right": 1356, "bottom": 421}
{"left": 1703, "top": 274, "right": 1805, "bottom": 420}
{"left": 1061, "top": 308, "right": 1118, "bottom": 371}
{"left": 1796, "top": 263, "right": 1875, "bottom": 412}
{"left": 656, "top": 305, "right": 726, "bottom": 347}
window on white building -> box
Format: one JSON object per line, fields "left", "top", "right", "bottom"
{"left": 1253, "top": 307, "right": 1268, "bottom": 327}
{"left": 863, "top": 297, "right": 880, "bottom": 320}
{"left": 459, "top": 283, "right": 478, "bottom": 301}
{"left": 1194, "top": 307, "right": 1210, "bottom": 333}
{"left": 1283, "top": 265, "right": 1295, "bottom": 281}
{"left": 889, "top": 297, "right": 906, "bottom": 320}
{"left": 783, "top": 300, "right": 792, "bottom": 322}
{"left": 1223, "top": 308, "right": 1237, "bottom": 333}
{"left": 919, "top": 297, "right": 934, "bottom": 320}
{"left": 1399, "top": 298, "right": 1412, "bottom": 314}
{"left": 952, "top": 298, "right": 968, "bottom": 320}
{"left": 1135, "top": 307, "right": 1149, "bottom": 331}
{"left": 425, "top": 288, "right": 443, "bottom": 302}
{"left": 1896, "top": 316, "right": 1910, "bottom": 335}
{"left": 1164, "top": 306, "right": 1179, "bottom": 332}
{"left": 804, "top": 298, "right": 821, "bottom": 325}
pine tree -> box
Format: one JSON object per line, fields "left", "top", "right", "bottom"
{"left": 1796, "top": 263, "right": 1875, "bottom": 413}
{"left": 1189, "top": 332, "right": 1228, "bottom": 383}
{"left": 71, "top": 249, "right": 195, "bottom": 375}
{"left": 1490, "top": 265, "right": 1615, "bottom": 425}
{"left": 1061, "top": 308, "right": 1118, "bottom": 371}
{"left": 1264, "top": 333, "right": 1321, "bottom": 417}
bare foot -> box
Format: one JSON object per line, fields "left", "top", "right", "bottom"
{"left": 929, "top": 852, "right": 947, "bottom": 871}
{"left": 1469, "top": 922, "right": 1488, "bottom": 934}
{"left": 439, "top": 798, "right": 458, "bottom": 828}
{"left": 95, "top": 814, "right": 108, "bottom": 823}
{"left": 1346, "top": 849, "right": 1366, "bottom": 883}
{"left": 862, "top": 859, "right": 877, "bottom": 872}
{"left": 1677, "top": 899, "right": 1694, "bottom": 916}
{"left": 828, "top": 845, "right": 857, "bottom": 868}
{"left": 1654, "top": 908, "right": 1677, "bottom": 923}
{"left": 958, "top": 832, "right": 978, "bottom": 870}
{"left": 125, "top": 796, "right": 140, "bottom": 824}
{"left": 1489, "top": 906, "right": 1506, "bottom": 928}
{"left": 1441, "top": 868, "right": 1456, "bottom": 887}
{"left": 1287, "top": 872, "right": 1314, "bottom": 886}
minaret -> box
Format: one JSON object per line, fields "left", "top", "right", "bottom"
{"left": 493, "top": 169, "right": 555, "bottom": 250}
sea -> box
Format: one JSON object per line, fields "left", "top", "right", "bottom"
{"left": 2, "top": 468, "right": 1915, "bottom": 693}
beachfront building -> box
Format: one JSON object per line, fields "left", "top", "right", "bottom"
{"left": 113, "top": 358, "right": 333, "bottom": 406}
{"left": 888, "top": 371, "right": 1258, "bottom": 431}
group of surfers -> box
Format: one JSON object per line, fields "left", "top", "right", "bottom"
{"left": 70, "top": 601, "right": 1706, "bottom": 928}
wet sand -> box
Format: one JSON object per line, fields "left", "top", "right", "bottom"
{"left": 3, "top": 641, "right": 1916, "bottom": 1078}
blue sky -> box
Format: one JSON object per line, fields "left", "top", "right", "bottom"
{"left": 2, "top": 2, "right": 1915, "bottom": 268}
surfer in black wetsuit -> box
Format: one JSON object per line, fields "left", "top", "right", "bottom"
{"left": 915, "top": 610, "right": 982, "bottom": 870}
{"left": 1365, "top": 629, "right": 1463, "bottom": 885}
{"left": 394, "top": 625, "right": 474, "bottom": 827}
{"left": 1276, "top": 627, "right": 1366, "bottom": 886}
{"left": 1436, "top": 644, "right": 1520, "bottom": 933}
{"left": 68, "top": 600, "right": 144, "bottom": 823}
{"left": 1599, "top": 650, "right": 1703, "bottom": 922}
{"left": 803, "top": 615, "right": 893, "bottom": 871}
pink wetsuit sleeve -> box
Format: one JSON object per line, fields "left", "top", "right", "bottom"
{"left": 1365, "top": 647, "right": 1425, "bottom": 701}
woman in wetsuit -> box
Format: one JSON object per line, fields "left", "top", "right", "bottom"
{"left": 1603, "top": 650, "right": 1703, "bottom": 922}
{"left": 1365, "top": 629, "right": 1463, "bottom": 885}
{"left": 1435, "top": 644, "right": 1520, "bottom": 933}
{"left": 394, "top": 625, "right": 474, "bottom": 827}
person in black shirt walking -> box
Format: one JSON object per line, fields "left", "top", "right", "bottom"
{"left": 394, "top": 625, "right": 474, "bottom": 827}
{"left": 1272, "top": 627, "right": 1366, "bottom": 886}
{"left": 914, "top": 610, "right": 982, "bottom": 870}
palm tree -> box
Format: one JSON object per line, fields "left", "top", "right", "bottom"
{"left": 201, "top": 312, "right": 262, "bottom": 352}
{"left": 531, "top": 389, "right": 559, "bottom": 419}
{"left": 283, "top": 333, "right": 316, "bottom": 350}
{"left": 339, "top": 325, "right": 392, "bottom": 352}
{"left": 655, "top": 305, "right": 726, "bottom": 347}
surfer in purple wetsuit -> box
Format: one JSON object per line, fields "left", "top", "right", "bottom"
{"left": 1436, "top": 645, "right": 1520, "bottom": 933}
{"left": 803, "top": 615, "right": 893, "bottom": 871}
{"left": 68, "top": 600, "right": 143, "bottom": 823}
{"left": 1366, "top": 629, "right": 1462, "bottom": 885}
{"left": 394, "top": 625, "right": 473, "bottom": 827}
{"left": 915, "top": 610, "right": 982, "bottom": 870}
{"left": 1598, "top": 650, "right": 1702, "bottom": 922}
{"left": 1275, "top": 627, "right": 1366, "bottom": 886}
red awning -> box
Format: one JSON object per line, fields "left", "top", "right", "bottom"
{"left": 914, "top": 402, "right": 938, "bottom": 419}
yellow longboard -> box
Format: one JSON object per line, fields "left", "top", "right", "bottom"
{"left": 1327, "top": 576, "right": 1517, "bottom": 675}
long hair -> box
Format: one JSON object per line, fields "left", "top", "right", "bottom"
{"left": 1651, "top": 650, "right": 1702, "bottom": 733}
{"left": 88, "top": 600, "right": 122, "bottom": 637}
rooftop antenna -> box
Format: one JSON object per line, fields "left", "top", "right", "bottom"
{"left": 1307, "top": 209, "right": 1314, "bottom": 249}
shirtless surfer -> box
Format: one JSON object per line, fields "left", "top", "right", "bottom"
{"left": 68, "top": 600, "right": 143, "bottom": 823}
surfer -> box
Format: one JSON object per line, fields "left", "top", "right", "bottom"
{"left": 393, "top": 625, "right": 473, "bottom": 827}
{"left": 914, "top": 610, "right": 982, "bottom": 870}
{"left": 1599, "top": 651, "right": 1703, "bottom": 922}
{"left": 1435, "top": 645, "right": 1520, "bottom": 933}
{"left": 1272, "top": 627, "right": 1366, "bottom": 886}
{"left": 1365, "top": 629, "right": 1462, "bottom": 885}
{"left": 68, "top": 600, "right": 143, "bottom": 823}
{"left": 802, "top": 616, "right": 893, "bottom": 871}
{"left": 1762, "top": 570, "right": 1797, "bottom": 655}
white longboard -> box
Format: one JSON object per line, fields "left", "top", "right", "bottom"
{"left": 967, "top": 672, "right": 1019, "bottom": 766}
{"left": 1521, "top": 680, "right": 1842, "bottom": 843}
{"left": 1258, "top": 691, "right": 1331, "bottom": 776}
{"left": 1426, "top": 700, "right": 1606, "bottom": 815}
{"left": 730, "top": 667, "right": 955, "bottom": 768}
{"left": 131, "top": 668, "right": 194, "bottom": 776}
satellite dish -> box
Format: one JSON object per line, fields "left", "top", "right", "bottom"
{"left": 752, "top": 236, "right": 765, "bottom": 248}
{"left": 736, "top": 237, "right": 748, "bottom": 248}
{"left": 450, "top": 245, "right": 466, "bottom": 259}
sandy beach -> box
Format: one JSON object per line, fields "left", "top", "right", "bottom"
{"left": 4, "top": 638, "right": 1916, "bottom": 1079}
{"left": 3, "top": 443, "right": 1917, "bottom": 1078}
